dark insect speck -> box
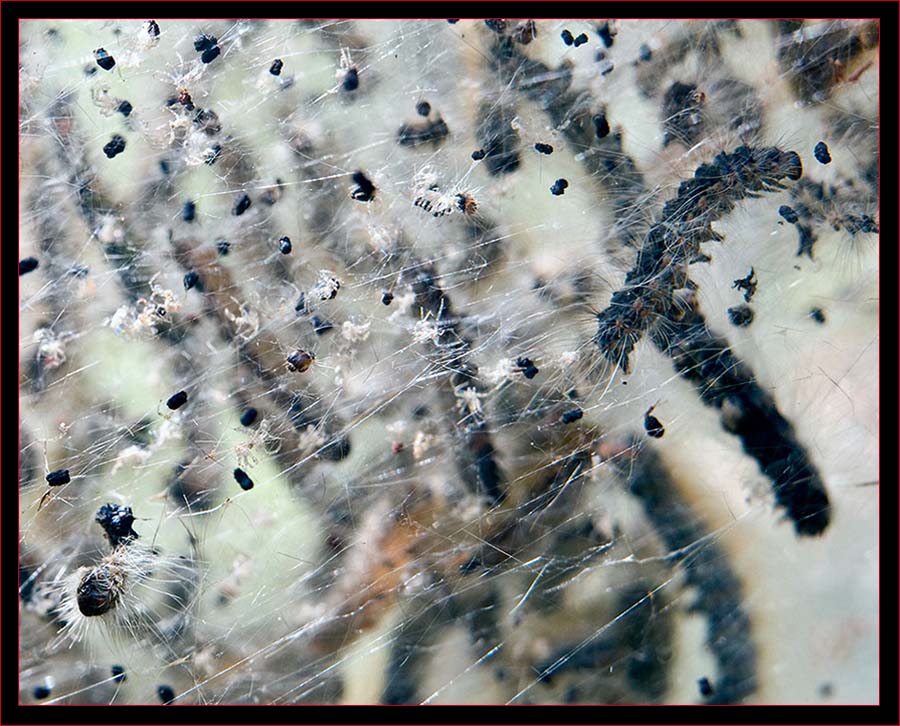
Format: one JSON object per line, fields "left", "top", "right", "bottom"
{"left": 573, "top": 33, "right": 589, "bottom": 47}
{"left": 350, "top": 170, "right": 376, "bottom": 202}
{"left": 416, "top": 100, "right": 431, "bottom": 117}
{"left": 95, "top": 503, "right": 138, "bottom": 547}
{"left": 534, "top": 142, "right": 553, "bottom": 155}
{"left": 233, "top": 468, "right": 254, "bottom": 491}
{"left": 166, "top": 390, "right": 188, "bottom": 410}
{"left": 182, "top": 200, "right": 196, "bottom": 222}
{"left": 813, "top": 141, "right": 831, "bottom": 164}
{"left": 193, "top": 33, "right": 217, "bottom": 52}
{"left": 294, "top": 292, "right": 306, "bottom": 313}
{"left": 778, "top": 205, "right": 799, "bottom": 224}
{"left": 19, "top": 257, "right": 39, "bottom": 276}
{"left": 240, "top": 408, "right": 258, "bottom": 427}
{"left": 561, "top": 408, "right": 583, "bottom": 424}
{"left": 111, "top": 664, "right": 127, "bottom": 683}
{"left": 342, "top": 68, "right": 359, "bottom": 91}
{"left": 217, "top": 239, "right": 230, "bottom": 256}
{"left": 515, "top": 357, "right": 539, "bottom": 379}
{"left": 33, "top": 685, "right": 52, "bottom": 700}
{"left": 698, "top": 676, "right": 714, "bottom": 698}
{"left": 279, "top": 236, "right": 292, "bottom": 254}
{"left": 157, "top": 684, "right": 176, "bottom": 704}
{"left": 201, "top": 45, "right": 221, "bottom": 64}
{"left": 809, "top": 307, "right": 826, "bottom": 324}
{"left": 639, "top": 43, "right": 652, "bottom": 61}
{"left": 471, "top": 149, "right": 486, "bottom": 160}
{"left": 727, "top": 304, "right": 754, "bottom": 327}
{"left": 46, "top": 469, "right": 71, "bottom": 486}
{"left": 447, "top": 19, "right": 459, "bottom": 24}
{"left": 147, "top": 20, "right": 160, "bottom": 37}
{"left": 644, "top": 407, "right": 665, "bottom": 438}
{"left": 102, "top": 135, "right": 126, "bottom": 159}
{"left": 382, "top": 290, "right": 394, "bottom": 305}
{"left": 232, "top": 193, "right": 252, "bottom": 216}
{"left": 561, "top": 29, "right": 574, "bottom": 46}
{"left": 117, "top": 100, "right": 133, "bottom": 116}
{"left": 269, "top": 58, "right": 283, "bottom": 76}
{"left": 593, "top": 113, "right": 610, "bottom": 139}
{"left": 550, "top": 178, "right": 569, "bottom": 196}
{"left": 94, "top": 48, "right": 116, "bottom": 70}
{"left": 183, "top": 270, "right": 201, "bottom": 291}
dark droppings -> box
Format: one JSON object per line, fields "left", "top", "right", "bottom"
{"left": 593, "top": 112, "right": 610, "bottom": 139}
{"left": 350, "top": 170, "right": 376, "bottom": 202}
{"left": 813, "top": 141, "right": 832, "bottom": 164}
{"left": 779, "top": 205, "right": 799, "bottom": 224}
{"left": 550, "top": 178, "right": 569, "bottom": 196}
{"left": 232, "top": 193, "right": 252, "bottom": 216}
{"left": 644, "top": 408, "right": 665, "bottom": 438}
{"left": 561, "top": 408, "right": 583, "bottom": 424}
{"left": 45, "top": 468, "right": 71, "bottom": 486}
{"left": 19, "top": 257, "right": 39, "bottom": 275}
{"left": 201, "top": 45, "right": 221, "bottom": 64}
{"left": 95, "top": 503, "right": 139, "bottom": 547}
{"left": 233, "top": 468, "right": 254, "bottom": 491}
{"left": 194, "top": 34, "right": 217, "bottom": 52}
{"left": 342, "top": 68, "right": 359, "bottom": 91}
{"left": 102, "top": 135, "right": 126, "bottom": 159}
{"left": 727, "top": 304, "right": 754, "bottom": 327}
{"left": 166, "top": 390, "right": 188, "bottom": 410}
{"left": 94, "top": 48, "right": 115, "bottom": 70}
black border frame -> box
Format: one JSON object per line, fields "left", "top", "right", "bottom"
{"left": 4, "top": 3, "right": 897, "bottom": 724}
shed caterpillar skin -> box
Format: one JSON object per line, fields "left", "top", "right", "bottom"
{"left": 50, "top": 505, "right": 196, "bottom": 652}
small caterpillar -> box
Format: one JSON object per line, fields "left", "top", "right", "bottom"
{"left": 594, "top": 145, "right": 803, "bottom": 374}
